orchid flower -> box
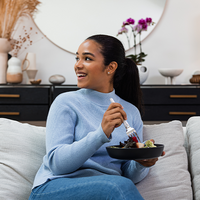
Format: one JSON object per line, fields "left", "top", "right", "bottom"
{"left": 117, "top": 17, "right": 155, "bottom": 65}
{"left": 117, "top": 27, "right": 128, "bottom": 35}
{"left": 123, "top": 18, "right": 135, "bottom": 26}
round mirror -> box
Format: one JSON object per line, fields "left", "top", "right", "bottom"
{"left": 34, "top": 0, "right": 167, "bottom": 54}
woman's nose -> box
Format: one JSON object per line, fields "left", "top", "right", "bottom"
{"left": 75, "top": 60, "right": 84, "bottom": 69}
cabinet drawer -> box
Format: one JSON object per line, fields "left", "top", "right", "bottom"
{"left": 142, "top": 105, "right": 200, "bottom": 121}
{"left": 142, "top": 88, "right": 200, "bottom": 105}
{"left": 52, "top": 87, "right": 79, "bottom": 100}
{"left": 0, "top": 105, "right": 48, "bottom": 120}
{"left": 0, "top": 88, "right": 49, "bottom": 104}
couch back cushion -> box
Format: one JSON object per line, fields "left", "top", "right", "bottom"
{"left": 0, "top": 118, "right": 46, "bottom": 200}
{"left": 186, "top": 116, "right": 200, "bottom": 200}
{"left": 0, "top": 118, "right": 193, "bottom": 200}
{"left": 136, "top": 120, "right": 193, "bottom": 200}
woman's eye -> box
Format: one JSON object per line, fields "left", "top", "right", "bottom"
{"left": 75, "top": 57, "right": 79, "bottom": 61}
{"left": 85, "top": 57, "right": 92, "bottom": 61}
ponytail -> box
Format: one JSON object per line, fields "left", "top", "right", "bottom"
{"left": 114, "top": 58, "right": 143, "bottom": 114}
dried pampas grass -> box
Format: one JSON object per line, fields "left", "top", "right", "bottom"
{"left": 0, "top": 0, "right": 41, "bottom": 39}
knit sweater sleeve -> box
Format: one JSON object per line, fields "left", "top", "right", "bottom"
{"left": 122, "top": 161, "right": 149, "bottom": 184}
{"left": 45, "top": 93, "right": 110, "bottom": 175}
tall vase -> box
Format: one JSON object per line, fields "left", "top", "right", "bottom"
{"left": 0, "top": 38, "right": 12, "bottom": 84}
{"left": 137, "top": 65, "right": 149, "bottom": 85}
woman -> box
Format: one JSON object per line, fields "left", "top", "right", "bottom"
{"left": 29, "top": 35, "right": 164, "bottom": 200}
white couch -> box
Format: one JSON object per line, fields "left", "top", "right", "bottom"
{"left": 0, "top": 117, "right": 199, "bottom": 200}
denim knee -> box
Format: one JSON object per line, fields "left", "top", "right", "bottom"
{"left": 95, "top": 175, "right": 144, "bottom": 200}
{"left": 29, "top": 175, "right": 144, "bottom": 200}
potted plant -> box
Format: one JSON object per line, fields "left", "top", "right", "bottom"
{"left": 117, "top": 17, "right": 154, "bottom": 84}
{"left": 117, "top": 17, "right": 154, "bottom": 65}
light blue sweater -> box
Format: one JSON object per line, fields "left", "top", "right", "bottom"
{"left": 32, "top": 89, "right": 149, "bottom": 188}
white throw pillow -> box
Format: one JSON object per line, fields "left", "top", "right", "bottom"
{"left": 0, "top": 118, "right": 46, "bottom": 200}
{"left": 136, "top": 120, "right": 193, "bottom": 200}
{"left": 186, "top": 116, "right": 200, "bottom": 200}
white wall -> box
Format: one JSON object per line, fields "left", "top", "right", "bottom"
{"left": 14, "top": 0, "right": 200, "bottom": 85}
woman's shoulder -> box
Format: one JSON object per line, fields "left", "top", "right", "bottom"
{"left": 52, "top": 88, "right": 84, "bottom": 105}
{"left": 118, "top": 97, "right": 141, "bottom": 118}
{"left": 57, "top": 88, "right": 81, "bottom": 98}
{"left": 119, "top": 98, "right": 138, "bottom": 111}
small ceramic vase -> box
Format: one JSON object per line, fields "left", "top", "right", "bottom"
{"left": 26, "top": 69, "right": 38, "bottom": 83}
{"left": 6, "top": 57, "right": 29, "bottom": 84}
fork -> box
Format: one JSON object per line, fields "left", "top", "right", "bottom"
{"left": 110, "top": 98, "right": 141, "bottom": 143}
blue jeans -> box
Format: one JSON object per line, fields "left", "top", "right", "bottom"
{"left": 29, "top": 175, "right": 144, "bottom": 200}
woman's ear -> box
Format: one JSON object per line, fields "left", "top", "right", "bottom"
{"left": 107, "top": 61, "right": 118, "bottom": 75}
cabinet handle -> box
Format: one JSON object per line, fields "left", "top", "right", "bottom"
{"left": 0, "top": 112, "right": 20, "bottom": 115}
{"left": 169, "top": 112, "right": 196, "bottom": 115}
{"left": 170, "top": 95, "right": 197, "bottom": 98}
{"left": 0, "top": 94, "right": 20, "bottom": 98}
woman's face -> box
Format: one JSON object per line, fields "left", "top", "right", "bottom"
{"left": 74, "top": 39, "right": 113, "bottom": 93}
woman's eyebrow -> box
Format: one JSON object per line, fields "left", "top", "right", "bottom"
{"left": 76, "top": 52, "right": 95, "bottom": 57}
{"left": 83, "top": 52, "right": 95, "bottom": 57}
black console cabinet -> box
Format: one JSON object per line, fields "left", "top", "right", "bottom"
{"left": 141, "top": 86, "right": 200, "bottom": 121}
{"left": 0, "top": 84, "right": 199, "bottom": 121}
{"left": 0, "top": 86, "right": 50, "bottom": 121}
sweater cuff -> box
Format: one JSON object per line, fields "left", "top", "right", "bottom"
{"left": 136, "top": 161, "right": 153, "bottom": 169}
{"left": 97, "top": 125, "right": 111, "bottom": 143}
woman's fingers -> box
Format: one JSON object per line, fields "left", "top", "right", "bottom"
{"left": 102, "top": 102, "right": 127, "bottom": 138}
{"left": 107, "top": 102, "right": 127, "bottom": 120}
{"left": 161, "top": 151, "right": 165, "bottom": 156}
{"left": 136, "top": 139, "right": 165, "bottom": 167}
{"left": 105, "top": 102, "right": 127, "bottom": 123}
{"left": 137, "top": 158, "right": 158, "bottom": 167}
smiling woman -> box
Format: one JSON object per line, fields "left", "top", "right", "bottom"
{"left": 28, "top": 34, "right": 164, "bottom": 200}
{"left": 34, "top": 0, "right": 167, "bottom": 54}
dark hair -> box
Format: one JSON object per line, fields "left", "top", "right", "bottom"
{"left": 86, "top": 34, "right": 143, "bottom": 114}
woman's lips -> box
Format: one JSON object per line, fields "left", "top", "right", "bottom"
{"left": 76, "top": 73, "right": 87, "bottom": 80}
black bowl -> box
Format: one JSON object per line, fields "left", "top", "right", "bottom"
{"left": 106, "top": 144, "right": 164, "bottom": 160}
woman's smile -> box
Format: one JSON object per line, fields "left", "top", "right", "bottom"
{"left": 76, "top": 72, "right": 87, "bottom": 80}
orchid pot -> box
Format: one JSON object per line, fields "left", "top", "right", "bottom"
{"left": 137, "top": 65, "right": 149, "bottom": 85}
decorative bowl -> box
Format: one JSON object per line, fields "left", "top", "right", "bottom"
{"left": 158, "top": 68, "right": 183, "bottom": 77}
{"left": 158, "top": 68, "right": 183, "bottom": 84}
{"left": 106, "top": 144, "right": 164, "bottom": 160}
{"left": 30, "top": 79, "right": 41, "bottom": 85}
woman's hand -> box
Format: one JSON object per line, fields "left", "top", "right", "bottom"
{"left": 102, "top": 102, "right": 127, "bottom": 138}
{"left": 136, "top": 139, "right": 165, "bottom": 167}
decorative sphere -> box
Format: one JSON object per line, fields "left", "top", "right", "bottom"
{"left": 49, "top": 74, "right": 65, "bottom": 85}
